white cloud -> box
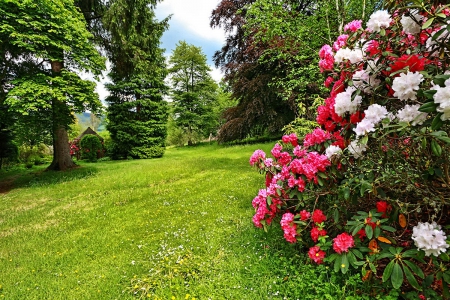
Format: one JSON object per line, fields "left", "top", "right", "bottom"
{"left": 156, "top": 0, "right": 225, "bottom": 44}
{"left": 209, "top": 66, "right": 223, "bottom": 83}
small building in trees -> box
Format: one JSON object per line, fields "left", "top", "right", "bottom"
{"left": 70, "top": 127, "right": 104, "bottom": 160}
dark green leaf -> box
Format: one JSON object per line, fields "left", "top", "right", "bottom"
{"left": 403, "top": 260, "right": 424, "bottom": 279}
{"left": 365, "top": 225, "right": 373, "bottom": 240}
{"left": 383, "top": 260, "right": 395, "bottom": 282}
{"left": 391, "top": 263, "right": 404, "bottom": 289}
{"left": 403, "top": 264, "right": 421, "bottom": 290}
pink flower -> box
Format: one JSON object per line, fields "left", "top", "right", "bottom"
{"left": 281, "top": 133, "right": 299, "bottom": 147}
{"left": 333, "top": 34, "right": 349, "bottom": 51}
{"left": 319, "top": 44, "right": 333, "bottom": 59}
{"left": 324, "top": 76, "right": 334, "bottom": 88}
{"left": 303, "top": 128, "right": 332, "bottom": 148}
{"left": 312, "top": 209, "right": 327, "bottom": 224}
{"left": 280, "top": 213, "right": 297, "bottom": 243}
{"left": 278, "top": 152, "right": 292, "bottom": 166}
{"left": 250, "top": 149, "right": 266, "bottom": 166}
{"left": 293, "top": 145, "right": 306, "bottom": 157}
{"left": 271, "top": 143, "right": 282, "bottom": 158}
{"left": 300, "top": 210, "right": 310, "bottom": 221}
{"left": 310, "top": 227, "right": 327, "bottom": 242}
{"left": 333, "top": 232, "right": 355, "bottom": 254}
{"left": 308, "top": 245, "right": 326, "bottom": 264}
{"left": 344, "top": 20, "right": 362, "bottom": 32}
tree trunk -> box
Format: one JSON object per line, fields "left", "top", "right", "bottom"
{"left": 47, "top": 124, "right": 75, "bottom": 171}
{"left": 47, "top": 60, "right": 76, "bottom": 171}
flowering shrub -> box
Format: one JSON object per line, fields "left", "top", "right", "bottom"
{"left": 250, "top": 1, "right": 450, "bottom": 297}
{"left": 80, "top": 134, "right": 102, "bottom": 162}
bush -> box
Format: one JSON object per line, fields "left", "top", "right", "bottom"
{"left": 129, "top": 146, "right": 165, "bottom": 159}
{"left": 250, "top": 3, "right": 450, "bottom": 298}
{"left": 80, "top": 134, "right": 102, "bottom": 162}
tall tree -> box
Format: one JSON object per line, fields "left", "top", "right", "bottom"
{"left": 0, "top": 0, "right": 105, "bottom": 170}
{"left": 168, "top": 41, "right": 219, "bottom": 145}
{"left": 104, "top": 0, "right": 169, "bottom": 159}
{"left": 210, "top": 0, "right": 379, "bottom": 142}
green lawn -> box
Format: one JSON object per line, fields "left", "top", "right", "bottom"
{"left": 0, "top": 143, "right": 363, "bottom": 300}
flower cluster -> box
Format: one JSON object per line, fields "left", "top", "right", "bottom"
{"left": 412, "top": 222, "right": 449, "bottom": 257}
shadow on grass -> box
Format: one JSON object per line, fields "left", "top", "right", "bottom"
{"left": 0, "top": 164, "right": 98, "bottom": 194}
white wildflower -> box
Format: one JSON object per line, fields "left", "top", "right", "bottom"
{"left": 325, "top": 145, "right": 343, "bottom": 159}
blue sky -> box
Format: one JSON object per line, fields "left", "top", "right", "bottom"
{"left": 155, "top": 0, "right": 226, "bottom": 82}
{"left": 94, "top": 0, "right": 226, "bottom": 100}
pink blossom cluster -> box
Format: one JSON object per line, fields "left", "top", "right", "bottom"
{"left": 319, "top": 44, "right": 334, "bottom": 72}
{"left": 251, "top": 188, "right": 282, "bottom": 228}
{"left": 303, "top": 128, "right": 332, "bottom": 148}
{"left": 343, "top": 20, "right": 362, "bottom": 32}
{"left": 333, "top": 232, "right": 355, "bottom": 254}
{"left": 280, "top": 212, "right": 297, "bottom": 243}
{"left": 249, "top": 149, "right": 266, "bottom": 167}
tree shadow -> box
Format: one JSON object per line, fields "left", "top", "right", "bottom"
{"left": 0, "top": 165, "right": 98, "bottom": 194}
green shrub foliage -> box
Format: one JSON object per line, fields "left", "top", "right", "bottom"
{"left": 80, "top": 134, "right": 102, "bottom": 162}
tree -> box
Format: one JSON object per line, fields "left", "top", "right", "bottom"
{"left": 168, "top": 41, "right": 219, "bottom": 145}
{"left": 104, "top": 0, "right": 169, "bottom": 159}
{"left": 0, "top": 0, "right": 105, "bottom": 170}
{"left": 210, "top": 0, "right": 380, "bottom": 142}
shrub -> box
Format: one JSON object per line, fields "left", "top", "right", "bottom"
{"left": 80, "top": 134, "right": 102, "bottom": 162}
{"left": 250, "top": 2, "right": 450, "bottom": 298}
{"left": 129, "top": 146, "right": 165, "bottom": 159}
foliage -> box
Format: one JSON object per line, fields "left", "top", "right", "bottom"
{"left": 250, "top": 1, "right": 450, "bottom": 297}
{"left": 211, "top": 0, "right": 296, "bottom": 142}
{"left": 0, "top": 0, "right": 105, "bottom": 170}
{"left": 0, "top": 128, "right": 18, "bottom": 169}
{"left": 168, "top": 41, "right": 219, "bottom": 145}
{"left": 79, "top": 134, "right": 102, "bottom": 162}
{"left": 104, "top": 0, "right": 169, "bottom": 160}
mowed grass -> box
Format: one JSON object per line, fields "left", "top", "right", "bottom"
{"left": 0, "top": 143, "right": 360, "bottom": 300}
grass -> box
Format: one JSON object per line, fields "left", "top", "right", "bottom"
{"left": 0, "top": 143, "right": 365, "bottom": 300}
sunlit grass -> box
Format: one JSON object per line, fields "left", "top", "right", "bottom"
{"left": 0, "top": 143, "right": 363, "bottom": 299}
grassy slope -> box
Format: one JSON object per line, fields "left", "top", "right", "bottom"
{"left": 0, "top": 143, "right": 359, "bottom": 300}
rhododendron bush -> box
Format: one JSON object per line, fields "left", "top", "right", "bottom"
{"left": 250, "top": 1, "right": 450, "bottom": 297}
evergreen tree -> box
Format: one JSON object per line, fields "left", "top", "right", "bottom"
{"left": 104, "top": 0, "right": 169, "bottom": 159}
{"left": 168, "top": 41, "right": 218, "bottom": 145}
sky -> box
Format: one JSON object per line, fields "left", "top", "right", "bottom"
{"left": 95, "top": 0, "right": 226, "bottom": 100}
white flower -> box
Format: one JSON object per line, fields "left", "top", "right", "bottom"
{"left": 426, "top": 25, "right": 450, "bottom": 57}
{"left": 352, "top": 69, "right": 380, "bottom": 94}
{"left": 347, "top": 139, "right": 367, "bottom": 159}
{"left": 392, "top": 71, "right": 424, "bottom": 100}
{"left": 432, "top": 79, "right": 450, "bottom": 121}
{"left": 334, "top": 86, "right": 362, "bottom": 116}
{"left": 400, "top": 10, "right": 423, "bottom": 35}
{"left": 354, "top": 104, "right": 388, "bottom": 136}
{"left": 396, "top": 104, "right": 428, "bottom": 125}
{"left": 412, "top": 222, "right": 449, "bottom": 257}
{"left": 367, "top": 10, "right": 392, "bottom": 32}
{"left": 334, "top": 48, "right": 364, "bottom": 64}
{"left": 325, "top": 145, "right": 342, "bottom": 159}
{"left": 365, "top": 104, "right": 388, "bottom": 123}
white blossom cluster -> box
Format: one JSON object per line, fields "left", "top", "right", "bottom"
{"left": 412, "top": 222, "right": 449, "bottom": 257}
{"left": 392, "top": 71, "right": 424, "bottom": 101}
{"left": 432, "top": 78, "right": 450, "bottom": 121}
{"left": 347, "top": 140, "right": 367, "bottom": 159}
{"left": 334, "top": 86, "right": 362, "bottom": 117}
{"left": 334, "top": 48, "right": 364, "bottom": 64}
{"left": 352, "top": 67, "right": 381, "bottom": 94}
{"left": 366, "top": 10, "right": 392, "bottom": 32}
{"left": 325, "top": 145, "right": 342, "bottom": 159}
{"left": 400, "top": 10, "right": 423, "bottom": 35}
{"left": 396, "top": 104, "right": 428, "bottom": 125}
{"left": 354, "top": 104, "right": 388, "bottom": 136}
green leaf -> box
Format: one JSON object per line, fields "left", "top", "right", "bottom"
{"left": 343, "top": 187, "right": 350, "bottom": 200}
{"left": 352, "top": 224, "right": 365, "bottom": 236}
{"left": 435, "top": 136, "right": 450, "bottom": 144}
{"left": 431, "top": 114, "right": 444, "bottom": 130}
{"left": 381, "top": 225, "right": 397, "bottom": 232}
{"left": 365, "top": 225, "right": 373, "bottom": 240}
{"left": 383, "top": 260, "right": 395, "bottom": 282}
{"left": 418, "top": 101, "right": 438, "bottom": 112}
{"left": 391, "top": 262, "right": 404, "bottom": 289}
{"left": 334, "top": 255, "right": 342, "bottom": 273}
{"left": 402, "top": 249, "right": 418, "bottom": 258}
{"left": 374, "top": 225, "right": 381, "bottom": 238}
{"left": 351, "top": 248, "right": 363, "bottom": 259}
{"left": 403, "top": 260, "right": 424, "bottom": 279}
{"left": 431, "top": 139, "right": 443, "bottom": 156}
{"left": 340, "top": 253, "right": 349, "bottom": 274}
{"left": 333, "top": 209, "right": 339, "bottom": 224}
{"left": 403, "top": 264, "right": 421, "bottom": 290}
{"left": 422, "top": 17, "right": 435, "bottom": 29}
{"left": 423, "top": 274, "right": 434, "bottom": 287}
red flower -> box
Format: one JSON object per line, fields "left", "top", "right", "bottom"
{"left": 310, "top": 226, "right": 327, "bottom": 242}
{"left": 308, "top": 245, "right": 326, "bottom": 264}
{"left": 376, "top": 201, "right": 391, "bottom": 217}
{"left": 300, "top": 210, "right": 310, "bottom": 221}
{"left": 357, "top": 228, "right": 366, "bottom": 240}
{"left": 333, "top": 232, "right": 354, "bottom": 254}
{"left": 312, "top": 209, "right": 327, "bottom": 224}
{"left": 388, "top": 54, "right": 428, "bottom": 76}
